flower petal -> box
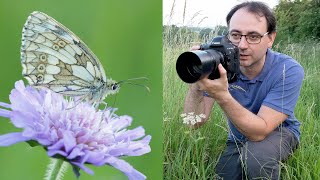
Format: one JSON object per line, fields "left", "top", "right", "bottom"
{"left": 0, "top": 102, "right": 11, "bottom": 109}
{"left": 67, "top": 145, "right": 85, "bottom": 159}
{"left": 109, "top": 135, "right": 151, "bottom": 157}
{"left": 47, "top": 139, "right": 68, "bottom": 156}
{"left": 116, "top": 126, "right": 146, "bottom": 141}
{"left": 110, "top": 115, "right": 132, "bottom": 131}
{"left": 71, "top": 161, "right": 94, "bottom": 175}
{"left": 10, "top": 111, "right": 36, "bottom": 128}
{"left": 126, "top": 135, "right": 152, "bottom": 156}
{"left": 0, "top": 132, "right": 31, "bottom": 146}
{"left": 85, "top": 151, "right": 106, "bottom": 166}
{"left": 0, "top": 108, "right": 11, "bottom": 118}
{"left": 105, "top": 157, "right": 146, "bottom": 180}
{"left": 62, "top": 131, "right": 76, "bottom": 153}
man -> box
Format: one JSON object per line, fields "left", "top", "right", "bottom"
{"left": 184, "top": 1, "right": 304, "bottom": 180}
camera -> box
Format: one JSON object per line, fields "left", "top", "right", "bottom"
{"left": 176, "top": 36, "right": 240, "bottom": 83}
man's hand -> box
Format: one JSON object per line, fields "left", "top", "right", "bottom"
{"left": 194, "top": 64, "right": 288, "bottom": 141}
{"left": 197, "top": 64, "right": 232, "bottom": 105}
{"left": 190, "top": 45, "right": 201, "bottom": 51}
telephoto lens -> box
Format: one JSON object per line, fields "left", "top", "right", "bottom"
{"left": 176, "top": 49, "right": 223, "bottom": 83}
{"left": 176, "top": 36, "right": 240, "bottom": 84}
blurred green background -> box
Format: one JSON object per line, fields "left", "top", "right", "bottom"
{"left": 0, "top": 0, "right": 162, "bottom": 179}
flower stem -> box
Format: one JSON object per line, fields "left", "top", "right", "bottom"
{"left": 44, "top": 158, "right": 68, "bottom": 180}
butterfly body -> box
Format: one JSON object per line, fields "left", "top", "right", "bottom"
{"left": 21, "top": 11, "right": 119, "bottom": 104}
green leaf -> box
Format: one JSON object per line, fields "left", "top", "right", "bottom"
{"left": 26, "top": 140, "right": 41, "bottom": 147}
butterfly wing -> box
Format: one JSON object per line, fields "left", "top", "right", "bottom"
{"left": 21, "top": 11, "right": 109, "bottom": 99}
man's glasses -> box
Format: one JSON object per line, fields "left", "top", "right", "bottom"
{"left": 227, "top": 32, "right": 269, "bottom": 44}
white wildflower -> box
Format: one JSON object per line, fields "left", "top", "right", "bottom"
{"left": 180, "top": 113, "right": 187, "bottom": 117}
{"left": 180, "top": 112, "right": 207, "bottom": 125}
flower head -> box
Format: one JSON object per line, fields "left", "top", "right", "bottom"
{"left": 181, "top": 112, "right": 206, "bottom": 125}
{"left": 0, "top": 80, "right": 151, "bottom": 180}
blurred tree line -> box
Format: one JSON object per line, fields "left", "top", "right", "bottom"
{"left": 164, "top": 0, "right": 319, "bottom": 45}
{"left": 274, "top": 0, "right": 320, "bottom": 43}
{"left": 163, "top": 25, "right": 227, "bottom": 46}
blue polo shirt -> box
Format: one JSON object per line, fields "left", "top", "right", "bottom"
{"left": 227, "top": 49, "right": 304, "bottom": 142}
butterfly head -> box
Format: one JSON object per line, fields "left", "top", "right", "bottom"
{"left": 105, "top": 79, "right": 120, "bottom": 96}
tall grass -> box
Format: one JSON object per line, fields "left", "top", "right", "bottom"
{"left": 163, "top": 26, "right": 320, "bottom": 179}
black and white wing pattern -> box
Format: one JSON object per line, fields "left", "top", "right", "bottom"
{"left": 21, "top": 11, "right": 119, "bottom": 104}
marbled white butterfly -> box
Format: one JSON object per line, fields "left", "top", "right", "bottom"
{"left": 21, "top": 11, "right": 119, "bottom": 106}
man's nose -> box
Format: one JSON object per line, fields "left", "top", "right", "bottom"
{"left": 238, "top": 36, "right": 249, "bottom": 49}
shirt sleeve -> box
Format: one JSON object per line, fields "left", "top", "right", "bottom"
{"left": 262, "top": 62, "right": 304, "bottom": 115}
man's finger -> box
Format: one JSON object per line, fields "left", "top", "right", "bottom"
{"left": 218, "top": 64, "right": 227, "bottom": 80}
{"left": 190, "top": 45, "right": 201, "bottom": 51}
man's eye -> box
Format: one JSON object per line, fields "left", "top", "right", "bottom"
{"left": 249, "top": 35, "right": 259, "bottom": 40}
{"left": 231, "top": 34, "right": 241, "bottom": 38}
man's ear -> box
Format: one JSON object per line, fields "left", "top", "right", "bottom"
{"left": 268, "top": 32, "right": 277, "bottom": 48}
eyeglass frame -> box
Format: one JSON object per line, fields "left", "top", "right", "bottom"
{"left": 227, "top": 31, "right": 269, "bottom": 44}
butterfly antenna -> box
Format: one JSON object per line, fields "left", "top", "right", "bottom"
{"left": 123, "top": 82, "right": 150, "bottom": 92}
{"left": 118, "top": 77, "right": 150, "bottom": 93}
{"left": 117, "top": 77, "right": 149, "bottom": 84}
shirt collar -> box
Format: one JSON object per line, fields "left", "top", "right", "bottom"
{"left": 239, "top": 48, "right": 274, "bottom": 83}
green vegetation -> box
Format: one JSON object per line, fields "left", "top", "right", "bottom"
{"left": 274, "top": 0, "right": 320, "bottom": 43}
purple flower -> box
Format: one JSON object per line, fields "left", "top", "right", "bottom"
{"left": 0, "top": 80, "right": 151, "bottom": 180}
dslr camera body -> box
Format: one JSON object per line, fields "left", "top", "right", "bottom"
{"left": 176, "top": 36, "right": 240, "bottom": 83}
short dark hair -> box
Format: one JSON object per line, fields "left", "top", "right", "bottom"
{"left": 226, "top": 1, "right": 276, "bottom": 33}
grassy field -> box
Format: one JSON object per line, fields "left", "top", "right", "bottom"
{"left": 163, "top": 27, "right": 320, "bottom": 179}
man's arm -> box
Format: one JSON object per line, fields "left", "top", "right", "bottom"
{"left": 182, "top": 44, "right": 215, "bottom": 128}
{"left": 217, "top": 93, "right": 287, "bottom": 141}
{"left": 198, "top": 64, "right": 287, "bottom": 141}
{"left": 184, "top": 83, "right": 215, "bottom": 128}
